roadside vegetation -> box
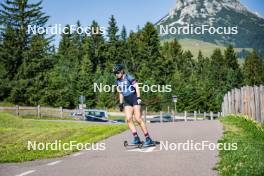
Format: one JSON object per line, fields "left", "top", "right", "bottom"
{"left": 216, "top": 115, "right": 264, "bottom": 176}
{"left": 0, "top": 112, "right": 127, "bottom": 163}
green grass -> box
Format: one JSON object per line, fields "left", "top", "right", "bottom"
{"left": 162, "top": 38, "right": 252, "bottom": 60}
{"left": 20, "top": 115, "right": 79, "bottom": 121}
{"left": 0, "top": 112, "right": 127, "bottom": 163}
{"left": 216, "top": 115, "right": 264, "bottom": 176}
{"left": 0, "top": 102, "right": 15, "bottom": 107}
{"left": 108, "top": 115, "right": 125, "bottom": 121}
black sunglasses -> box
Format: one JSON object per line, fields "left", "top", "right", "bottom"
{"left": 114, "top": 71, "right": 121, "bottom": 74}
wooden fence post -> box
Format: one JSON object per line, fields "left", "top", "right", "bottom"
{"left": 254, "top": 86, "right": 260, "bottom": 122}
{"left": 37, "top": 105, "right": 41, "bottom": 118}
{"left": 227, "top": 91, "right": 231, "bottom": 115}
{"left": 221, "top": 85, "right": 263, "bottom": 123}
{"left": 16, "top": 105, "right": 19, "bottom": 116}
{"left": 60, "top": 107, "right": 63, "bottom": 118}
{"left": 260, "top": 85, "right": 264, "bottom": 123}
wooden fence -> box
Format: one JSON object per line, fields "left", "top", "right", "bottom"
{"left": 0, "top": 105, "right": 79, "bottom": 118}
{"left": 0, "top": 105, "right": 222, "bottom": 123}
{"left": 221, "top": 85, "right": 264, "bottom": 123}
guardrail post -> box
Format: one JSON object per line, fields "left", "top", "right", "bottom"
{"left": 210, "top": 111, "right": 213, "bottom": 120}
{"left": 194, "top": 111, "right": 197, "bottom": 120}
{"left": 60, "top": 107, "right": 63, "bottom": 118}
{"left": 143, "top": 110, "right": 146, "bottom": 123}
{"left": 37, "top": 105, "right": 41, "bottom": 118}
{"left": 16, "top": 105, "right": 19, "bottom": 116}
{"left": 184, "top": 111, "right": 187, "bottom": 122}
{"left": 160, "top": 111, "right": 163, "bottom": 123}
{"left": 173, "top": 110, "right": 175, "bottom": 122}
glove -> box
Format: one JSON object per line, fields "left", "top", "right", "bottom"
{"left": 137, "top": 97, "right": 142, "bottom": 105}
{"left": 119, "top": 103, "right": 124, "bottom": 112}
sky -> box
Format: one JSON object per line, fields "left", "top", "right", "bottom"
{"left": 30, "top": 0, "right": 264, "bottom": 45}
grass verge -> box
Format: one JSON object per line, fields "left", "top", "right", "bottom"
{"left": 216, "top": 115, "right": 264, "bottom": 176}
{"left": 108, "top": 115, "right": 125, "bottom": 121}
{"left": 20, "top": 115, "right": 79, "bottom": 121}
{"left": 0, "top": 112, "right": 127, "bottom": 163}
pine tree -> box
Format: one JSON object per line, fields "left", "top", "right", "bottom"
{"left": 107, "top": 15, "right": 119, "bottom": 43}
{"left": 10, "top": 34, "right": 53, "bottom": 105}
{"left": 196, "top": 50, "right": 204, "bottom": 75}
{"left": 89, "top": 20, "right": 106, "bottom": 70}
{"left": 181, "top": 50, "right": 195, "bottom": 79}
{"left": 43, "top": 25, "right": 79, "bottom": 108}
{"left": 76, "top": 35, "right": 96, "bottom": 108}
{"left": 126, "top": 31, "right": 141, "bottom": 73}
{"left": 73, "top": 20, "right": 85, "bottom": 64}
{"left": 95, "top": 67, "right": 115, "bottom": 108}
{"left": 0, "top": 52, "right": 9, "bottom": 101}
{"left": 138, "top": 22, "right": 162, "bottom": 82}
{"left": 209, "top": 49, "right": 227, "bottom": 111}
{"left": 224, "top": 45, "right": 243, "bottom": 90}
{"left": 160, "top": 39, "right": 182, "bottom": 80}
{"left": 243, "top": 49, "right": 264, "bottom": 85}
{"left": 0, "top": 0, "right": 49, "bottom": 78}
{"left": 0, "top": 0, "right": 51, "bottom": 104}
{"left": 0, "top": 26, "right": 19, "bottom": 80}
{"left": 210, "top": 49, "right": 226, "bottom": 87}
{"left": 120, "top": 25, "right": 127, "bottom": 41}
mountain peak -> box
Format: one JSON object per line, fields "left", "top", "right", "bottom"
{"left": 168, "top": 0, "right": 248, "bottom": 21}
{"left": 156, "top": 0, "right": 264, "bottom": 56}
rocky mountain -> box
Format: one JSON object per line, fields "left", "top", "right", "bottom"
{"left": 155, "top": 0, "right": 264, "bottom": 56}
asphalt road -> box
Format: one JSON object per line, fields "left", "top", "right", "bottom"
{"left": 0, "top": 120, "right": 223, "bottom": 176}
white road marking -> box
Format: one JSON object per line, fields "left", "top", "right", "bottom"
{"left": 72, "top": 152, "right": 83, "bottom": 157}
{"left": 47, "top": 160, "right": 62, "bottom": 166}
{"left": 127, "top": 146, "right": 159, "bottom": 152}
{"left": 15, "top": 170, "right": 35, "bottom": 176}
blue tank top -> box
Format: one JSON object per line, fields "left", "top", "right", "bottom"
{"left": 115, "top": 74, "right": 136, "bottom": 97}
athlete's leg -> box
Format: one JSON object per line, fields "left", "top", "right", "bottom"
{"left": 124, "top": 105, "right": 137, "bottom": 135}
{"left": 133, "top": 105, "right": 154, "bottom": 145}
{"left": 133, "top": 105, "right": 149, "bottom": 136}
{"left": 125, "top": 105, "right": 141, "bottom": 144}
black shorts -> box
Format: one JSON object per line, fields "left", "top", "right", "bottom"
{"left": 124, "top": 93, "right": 138, "bottom": 107}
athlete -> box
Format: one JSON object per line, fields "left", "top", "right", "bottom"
{"left": 113, "top": 64, "right": 154, "bottom": 146}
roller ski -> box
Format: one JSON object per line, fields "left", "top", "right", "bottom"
{"left": 141, "top": 137, "right": 158, "bottom": 148}
{"left": 124, "top": 137, "right": 143, "bottom": 148}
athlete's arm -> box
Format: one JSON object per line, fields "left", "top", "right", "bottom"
{"left": 116, "top": 86, "right": 124, "bottom": 111}
{"left": 133, "top": 83, "right": 141, "bottom": 98}
{"left": 119, "top": 93, "right": 124, "bottom": 104}
{"left": 117, "top": 86, "right": 124, "bottom": 104}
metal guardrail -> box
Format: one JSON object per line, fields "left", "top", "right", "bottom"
{"left": 142, "top": 111, "right": 222, "bottom": 123}
{"left": 0, "top": 106, "right": 222, "bottom": 123}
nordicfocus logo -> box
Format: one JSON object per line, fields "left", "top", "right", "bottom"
{"left": 159, "top": 140, "right": 238, "bottom": 151}
{"left": 159, "top": 24, "right": 238, "bottom": 35}
{"left": 27, "top": 24, "right": 106, "bottom": 35}
{"left": 27, "top": 140, "right": 106, "bottom": 151}
{"left": 93, "top": 83, "right": 172, "bottom": 93}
